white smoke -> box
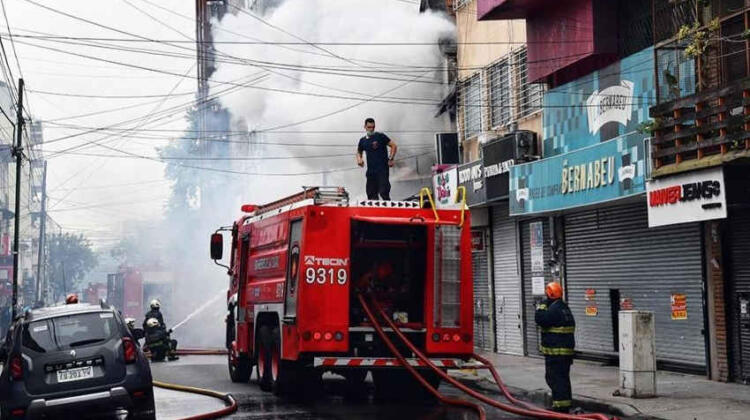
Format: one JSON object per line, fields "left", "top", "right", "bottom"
{"left": 167, "top": 1, "right": 455, "bottom": 348}
{"left": 211, "top": 0, "right": 455, "bottom": 201}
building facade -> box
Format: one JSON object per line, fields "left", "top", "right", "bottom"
{"left": 451, "top": 0, "right": 545, "bottom": 355}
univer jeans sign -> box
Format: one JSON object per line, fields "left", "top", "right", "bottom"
{"left": 646, "top": 167, "right": 727, "bottom": 227}
{"left": 457, "top": 160, "right": 487, "bottom": 206}
{"left": 509, "top": 133, "right": 646, "bottom": 215}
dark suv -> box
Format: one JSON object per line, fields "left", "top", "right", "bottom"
{"left": 0, "top": 302, "right": 155, "bottom": 419}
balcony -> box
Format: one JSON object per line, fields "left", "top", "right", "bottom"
{"left": 649, "top": 77, "right": 750, "bottom": 177}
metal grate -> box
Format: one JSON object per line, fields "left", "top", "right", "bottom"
{"left": 514, "top": 48, "right": 544, "bottom": 119}
{"left": 435, "top": 225, "right": 462, "bottom": 328}
{"left": 461, "top": 73, "right": 483, "bottom": 140}
{"left": 453, "top": 0, "right": 471, "bottom": 11}
{"left": 489, "top": 58, "right": 512, "bottom": 128}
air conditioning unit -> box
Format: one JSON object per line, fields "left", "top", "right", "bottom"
{"left": 513, "top": 130, "right": 539, "bottom": 163}
{"left": 434, "top": 132, "right": 459, "bottom": 165}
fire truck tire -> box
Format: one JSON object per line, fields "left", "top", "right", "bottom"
{"left": 228, "top": 352, "right": 251, "bottom": 383}
{"left": 373, "top": 370, "right": 440, "bottom": 402}
{"left": 343, "top": 370, "right": 368, "bottom": 399}
{"left": 256, "top": 325, "right": 273, "bottom": 392}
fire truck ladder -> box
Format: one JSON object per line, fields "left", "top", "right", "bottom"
{"left": 245, "top": 187, "right": 349, "bottom": 217}
{"left": 357, "top": 294, "right": 615, "bottom": 420}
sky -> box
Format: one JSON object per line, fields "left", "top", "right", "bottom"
{"left": 0, "top": 0, "right": 453, "bottom": 252}
{"left": 2, "top": 0, "right": 196, "bottom": 249}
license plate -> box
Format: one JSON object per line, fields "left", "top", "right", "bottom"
{"left": 56, "top": 366, "right": 94, "bottom": 383}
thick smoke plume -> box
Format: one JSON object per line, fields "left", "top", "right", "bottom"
{"left": 168, "top": 0, "right": 454, "bottom": 348}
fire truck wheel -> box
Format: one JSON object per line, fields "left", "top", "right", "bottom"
{"left": 228, "top": 351, "right": 251, "bottom": 383}
{"left": 256, "top": 325, "right": 273, "bottom": 392}
{"left": 342, "top": 370, "right": 368, "bottom": 400}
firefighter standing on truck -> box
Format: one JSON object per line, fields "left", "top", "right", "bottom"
{"left": 356, "top": 117, "right": 398, "bottom": 201}
{"left": 535, "top": 282, "right": 576, "bottom": 413}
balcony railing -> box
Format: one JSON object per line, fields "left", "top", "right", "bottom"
{"left": 649, "top": 76, "right": 750, "bottom": 175}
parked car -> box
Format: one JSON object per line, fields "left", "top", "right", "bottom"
{"left": 0, "top": 301, "right": 155, "bottom": 419}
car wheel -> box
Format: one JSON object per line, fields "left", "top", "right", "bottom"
{"left": 256, "top": 325, "right": 272, "bottom": 392}
{"left": 128, "top": 392, "right": 156, "bottom": 420}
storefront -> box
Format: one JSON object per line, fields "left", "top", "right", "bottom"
{"left": 723, "top": 165, "right": 750, "bottom": 382}
{"left": 482, "top": 138, "right": 524, "bottom": 355}
{"left": 509, "top": 47, "right": 708, "bottom": 370}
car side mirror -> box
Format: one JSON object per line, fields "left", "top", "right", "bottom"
{"left": 210, "top": 233, "right": 223, "bottom": 260}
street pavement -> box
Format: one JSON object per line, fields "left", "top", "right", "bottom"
{"left": 150, "top": 355, "right": 530, "bottom": 419}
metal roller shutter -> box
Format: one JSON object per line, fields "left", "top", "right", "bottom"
{"left": 728, "top": 211, "right": 750, "bottom": 381}
{"left": 520, "top": 218, "right": 552, "bottom": 357}
{"left": 472, "top": 228, "right": 493, "bottom": 351}
{"left": 564, "top": 202, "right": 705, "bottom": 369}
{"left": 492, "top": 205, "right": 524, "bottom": 355}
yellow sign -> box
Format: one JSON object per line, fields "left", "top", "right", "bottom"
{"left": 671, "top": 293, "right": 687, "bottom": 320}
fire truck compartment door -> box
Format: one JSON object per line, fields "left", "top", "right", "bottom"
{"left": 351, "top": 216, "right": 459, "bottom": 226}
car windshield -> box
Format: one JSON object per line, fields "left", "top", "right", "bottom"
{"left": 23, "top": 312, "right": 118, "bottom": 352}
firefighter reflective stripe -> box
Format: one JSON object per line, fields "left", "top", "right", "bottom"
{"left": 540, "top": 346, "right": 575, "bottom": 356}
{"left": 537, "top": 304, "right": 548, "bottom": 310}
{"left": 542, "top": 326, "right": 575, "bottom": 334}
{"left": 552, "top": 400, "right": 572, "bottom": 408}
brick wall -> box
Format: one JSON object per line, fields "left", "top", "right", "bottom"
{"left": 706, "top": 221, "right": 730, "bottom": 381}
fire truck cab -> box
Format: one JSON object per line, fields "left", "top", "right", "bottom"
{"left": 210, "top": 187, "right": 474, "bottom": 395}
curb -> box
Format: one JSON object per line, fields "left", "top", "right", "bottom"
{"left": 449, "top": 371, "right": 664, "bottom": 420}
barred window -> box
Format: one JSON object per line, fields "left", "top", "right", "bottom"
{"left": 515, "top": 48, "right": 544, "bottom": 119}
{"left": 453, "top": 0, "right": 471, "bottom": 10}
{"left": 489, "top": 58, "right": 511, "bottom": 128}
{"left": 462, "top": 73, "right": 482, "bottom": 140}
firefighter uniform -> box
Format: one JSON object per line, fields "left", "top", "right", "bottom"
{"left": 143, "top": 309, "right": 165, "bottom": 330}
{"left": 535, "top": 297, "right": 576, "bottom": 412}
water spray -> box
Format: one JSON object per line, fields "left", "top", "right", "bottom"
{"left": 171, "top": 290, "right": 225, "bottom": 331}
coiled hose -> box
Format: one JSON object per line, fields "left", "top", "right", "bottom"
{"left": 359, "top": 294, "right": 614, "bottom": 420}
{"left": 152, "top": 380, "right": 238, "bottom": 420}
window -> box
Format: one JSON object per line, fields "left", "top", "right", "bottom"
{"left": 515, "top": 48, "right": 544, "bottom": 119}
{"left": 721, "top": 14, "right": 747, "bottom": 84}
{"left": 23, "top": 312, "right": 118, "bottom": 352}
{"left": 462, "top": 73, "right": 482, "bottom": 140}
{"left": 489, "top": 58, "right": 511, "bottom": 128}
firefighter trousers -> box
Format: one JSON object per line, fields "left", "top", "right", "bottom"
{"left": 366, "top": 170, "right": 391, "bottom": 200}
{"left": 544, "top": 355, "right": 573, "bottom": 412}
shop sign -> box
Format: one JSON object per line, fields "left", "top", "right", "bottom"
{"left": 532, "top": 276, "right": 545, "bottom": 296}
{"left": 543, "top": 47, "right": 659, "bottom": 157}
{"left": 670, "top": 293, "right": 687, "bottom": 320}
{"left": 585, "top": 306, "right": 599, "bottom": 316}
{"left": 529, "top": 222, "right": 544, "bottom": 273}
{"left": 471, "top": 230, "right": 485, "bottom": 252}
{"left": 457, "top": 160, "right": 487, "bottom": 206}
{"left": 483, "top": 136, "right": 516, "bottom": 201}
{"left": 586, "top": 81, "right": 635, "bottom": 134}
{"left": 432, "top": 166, "right": 458, "bottom": 209}
{"left": 647, "top": 167, "right": 727, "bottom": 228}
{"left": 509, "top": 132, "right": 646, "bottom": 216}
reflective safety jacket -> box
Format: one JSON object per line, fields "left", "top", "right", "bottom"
{"left": 535, "top": 298, "right": 575, "bottom": 356}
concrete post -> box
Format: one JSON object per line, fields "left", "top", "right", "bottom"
{"left": 618, "top": 310, "right": 656, "bottom": 398}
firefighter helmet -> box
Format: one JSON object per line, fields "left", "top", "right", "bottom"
{"left": 545, "top": 282, "right": 563, "bottom": 300}
{"left": 146, "top": 318, "right": 160, "bottom": 328}
{"left": 150, "top": 299, "right": 160, "bottom": 310}
{"left": 125, "top": 318, "right": 136, "bottom": 329}
{"left": 65, "top": 293, "right": 79, "bottom": 304}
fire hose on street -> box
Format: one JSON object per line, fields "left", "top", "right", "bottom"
{"left": 152, "top": 380, "right": 238, "bottom": 420}
{"left": 357, "top": 294, "right": 616, "bottom": 420}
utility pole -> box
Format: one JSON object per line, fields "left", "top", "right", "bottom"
{"left": 11, "top": 78, "right": 24, "bottom": 320}
{"left": 35, "top": 160, "right": 47, "bottom": 305}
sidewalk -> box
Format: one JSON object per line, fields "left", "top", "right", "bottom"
{"left": 452, "top": 351, "right": 750, "bottom": 419}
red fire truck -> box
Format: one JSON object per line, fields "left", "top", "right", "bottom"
{"left": 210, "top": 187, "right": 475, "bottom": 395}
{"left": 106, "top": 267, "right": 144, "bottom": 320}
